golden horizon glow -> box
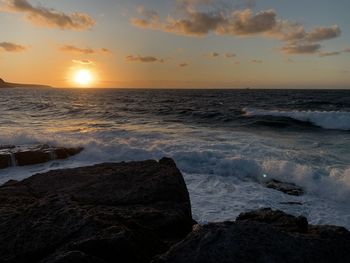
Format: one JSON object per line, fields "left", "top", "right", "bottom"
{"left": 74, "top": 69, "right": 93, "bottom": 87}
{"left": 0, "top": 1, "right": 349, "bottom": 88}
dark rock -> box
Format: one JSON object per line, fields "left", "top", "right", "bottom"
{"left": 0, "top": 145, "right": 83, "bottom": 169}
{"left": 0, "top": 158, "right": 193, "bottom": 263}
{"left": 0, "top": 145, "right": 16, "bottom": 149}
{"left": 0, "top": 78, "right": 10, "bottom": 88}
{"left": 43, "top": 251, "right": 105, "bottom": 263}
{"left": 54, "top": 147, "right": 84, "bottom": 160}
{"left": 0, "top": 78, "right": 51, "bottom": 88}
{"left": 15, "top": 150, "right": 51, "bottom": 166}
{"left": 236, "top": 208, "right": 308, "bottom": 233}
{"left": 2, "top": 180, "right": 19, "bottom": 187}
{"left": 154, "top": 208, "right": 350, "bottom": 263}
{"left": 0, "top": 154, "right": 11, "bottom": 169}
{"left": 264, "top": 179, "right": 304, "bottom": 196}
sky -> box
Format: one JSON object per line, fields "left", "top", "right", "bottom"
{"left": 0, "top": 0, "right": 349, "bottom": 88}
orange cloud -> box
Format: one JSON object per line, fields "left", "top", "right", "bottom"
{"left": 1, "top": 0, "right": 95, "bottom": 30}
{"left": 72, "top": 59, "right": 94, "bottom": 65}
{"left": 306, "top": 26, "right": 341, "bottom": 42}
{"left": 59, "top": 45, "right": 109, "bottom": 55}
{"left": 131, "top": 8, "right": 277, "bottom": 37}
{"left": 131, "top": 5, "right": 341, "bottom": 56}
{"left": 207, "top": 52, "right": 220, "bottom": 58}
{"left": 126, "top": 55, "right": 165, "bottom": 63}
{"left": 281, "top": 43, "right": 321, "bottom": 54}
{"left": 225, "top": 53, "right": 236, "bottom": 58}
{"left": 0, "top": 42, "right": 27, "bottom": 52}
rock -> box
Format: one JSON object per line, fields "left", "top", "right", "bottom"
{"left": 154, "top": 208, "right": 350, "bottom": 263}
{"left": 264, "top": 179, "right": 304, "bottom": 196}
{"left": 14, "top": 150, "right": 51, "bottom": 166}
{"left": 0, "top": 145, "right": 83, "bottom": 169}
{"left": 0, "top": 154, "right": 11, "bottom": 169}
{"left": 54, "top": 147, "right": 84, "bottom": 160}
{"left": 2, "top": 180, "right": 19, "bottom": 187}
{"left": 236, "top": 208, "right": 308, "bottom": 233}
{"left": 0, "top": 78, "right": 51, "bottom": 89}
{"left": 0, "top": 78, "right": 10, "bottom": 88}
{"left": 0, "top": 158, "right": 193, "bottom": 263}
{"left": 43, "top": 251, "right": 104, "bottom": 263}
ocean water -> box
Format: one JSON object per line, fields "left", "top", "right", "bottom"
{"left": 1, "top": 88, "right": 350, "bottom": 228}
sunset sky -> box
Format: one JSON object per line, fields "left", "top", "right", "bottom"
{"left": 0, "top": 0, "right": 349, "bottom": 88}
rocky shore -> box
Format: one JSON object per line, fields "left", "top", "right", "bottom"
{"left": 0, "top": 145, "right": 83, "bottom": 169}
{"left": 0, "top": 158, "right": 349, "bottom": 263}
{"left": 0, "top": 78, "right": 51, "bottom": 89}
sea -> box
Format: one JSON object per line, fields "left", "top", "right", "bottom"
{"left": 1, "top": 88, "right": 350, "bottom": 228}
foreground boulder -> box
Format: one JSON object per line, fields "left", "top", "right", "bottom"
{"left": 0, "top": 158, "right": 193, "bottom": 263}
{"left": 0, "top": 145, "right": 83, "bottom": 169}
{"left": 155, "top": 208, "right": 350, "bottom": 263}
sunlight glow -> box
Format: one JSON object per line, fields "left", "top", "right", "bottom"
{"left": 74, "top": 69, "right": 93, "bottom": 86}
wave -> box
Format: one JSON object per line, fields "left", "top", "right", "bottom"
{"left": 1, "top": 127, "right": 350, "bottom": 228}
{"left": 243, "top": 108, "right": 350, "bottom": 130}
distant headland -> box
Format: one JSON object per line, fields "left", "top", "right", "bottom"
{"left": 0, "top": 78, "right": 51, "bottom": 89}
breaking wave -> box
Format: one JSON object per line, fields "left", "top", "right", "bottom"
{"left": 243, "top": 108, "right": 350, "bottom": 130}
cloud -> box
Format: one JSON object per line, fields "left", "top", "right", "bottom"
{"left": 251, "top": 59, "right": 262, "bottom": 63}
{"left": 179, "top": 63, "right": 189, "bottom": 67}
{"left": 225, "top": 53, "right": 236, "bottom": 58}
{"left": 208, "top": 52, "right": 220, "bottom": 57}
{"left": 1, "top": 0, "right": 95, "bottom": 30}
{"left": 72, "top": 59, "right": 94, "bottom": 65}
{"left": 317, "top": 48, "right": 350, "bottom": 57}
{"left": 126, "top": 55, "right": 165, "bottom": 63}
{"left": 131, "top": 4, "right": 341, "bottom": 56}
{"left": 306, "top": 25, "right": 341, "bottom": 42}
{"left": 59, "top": 45, "right": 109, "bottom": 55}
{"left": 176, "top": 0, "right": 256, "bottom": 12}
{"left": 60, "top": 45, "right": 95, "bottom": 54}
{"left": 100, "top": 48, "right": 111, "bottom": 54}
{"left": 319, "top": 51, "right": 341, "bottom": 57}
{"left": 0, "top": 41, "right": 27, "bottom": 52}
{"left": 132, "top": 8, "right": 277, "bottom": 37}
{"left": 132, "top": 9, "right": 225, "bottom": 36}
{"left": 219, "top": 9, "right": 277, "bottom": 36}
{"left": 130, "top": 5, "right": 163, "bottom": 31}
{"left": 281, "top": 43, "right": 321, "bottom": 54}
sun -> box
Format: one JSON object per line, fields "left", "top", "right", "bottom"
{"left": 74, "top": 69, "right": 93, "bottom": 86}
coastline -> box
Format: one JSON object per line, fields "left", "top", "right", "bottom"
{"left": 0, "top": 157, "right": 349, "bottom": 262}
{"left": 0, "top": 78, "right": 51, "bottom": 89}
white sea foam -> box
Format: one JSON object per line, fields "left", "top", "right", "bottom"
{"left": 0, "top": 126, "right": 350, "bottom": 228}
{"left": 243, "top": 108, "right": 350, "bottom": 130}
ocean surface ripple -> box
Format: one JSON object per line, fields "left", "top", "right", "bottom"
{"left": 1, "top": 88, "right": 350, "bottom": 228}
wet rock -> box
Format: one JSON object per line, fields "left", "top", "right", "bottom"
{"left": 15, "top": 150, "right": 51, "bottom": 166}
{"left": 236, "top": 208, "right": 308, "bottom": 233}
{"left": 54, "top": 147, "right": 84, "bottom": 160}
{"left": 2, "top": 180, "right": 19, "bottom": 187}
{"left": 0, "top": 145, "right": 83, "bottom": 169}
{"left": 155, "top": 208, "right": 350, "bottom": 263}
{"left": 42, "top": 251, "right": 104, "bottom": 263}
{"left": 0, "top": 158, "right": 193, "bottom": 263}
{"left": 264, "top": 179, "right": 304, "bottom": 196}
{"left": 0, "top": 154, "right": 11, "bottom": 169}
